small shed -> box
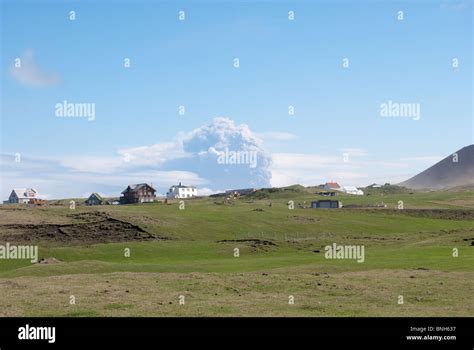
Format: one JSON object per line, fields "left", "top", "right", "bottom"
{"left": 311, "top": 200, "right": 341, "bottom": 209}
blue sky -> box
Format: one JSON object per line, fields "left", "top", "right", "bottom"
{"left": 1, "top": 0, "right": 472, "bottom": 199}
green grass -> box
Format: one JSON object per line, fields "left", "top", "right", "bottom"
{"left": 1, "top": 241, "right": 472, "bottom": 278}
{"left": 0, "top": 189, "right": 473, "bottom": 316}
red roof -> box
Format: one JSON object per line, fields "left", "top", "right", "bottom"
{"left": 325, "top": 182, "right": 340, "bottom": 188}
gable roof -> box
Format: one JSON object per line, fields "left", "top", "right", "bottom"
{"left": 88, "top": 193, "right": 104, "bottom": 201}
{"left": 325, "top": 182, "right": 340, "bottom": 188}
{"left": 11, "top": 188, "right": 37, "bottom": 199}
{"left": 171, "top": 183, "right": 196, "bottom": 189}
{"left": 121, "top": 183, "right": 156, "bottom": 194}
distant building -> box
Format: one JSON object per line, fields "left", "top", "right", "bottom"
{"left": 323, "top": 182, "right": 341, "bottom": 191}
{"left": 6, "top": 188, "right": 39, "bottom": 204}
{"left": 121, "top": 183, "right": 156, "bottom": 204}
{"left": 317, "top": 191, "right": 336, "bottom": 196}
{"left": 311, "top": 200, "right": 341, "bottom": 209}
{"left": 166, "top": 182, "right": 197, "bottom": 199}
{"left": 85, "top": 193, "right": 104, "bottom": 205}
{"left": 225, "top": 188, "right": 257, "bottom": 197}
{"left": 341, "top": 186, "right": 364, "bottom": 195}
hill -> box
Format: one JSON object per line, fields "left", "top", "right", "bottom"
{"left": 399, "top": 145, "right": 474, "bottom": 190}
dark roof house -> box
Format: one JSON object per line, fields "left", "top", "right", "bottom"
{"left": 120, "top": 183, "right": 156, "bottom": 204}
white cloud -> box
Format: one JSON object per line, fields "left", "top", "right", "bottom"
{"left": 10, "top": 50, "right": 61, "bottom": 87}
{"left": 0, "top": 153, "right": 206, "bottom": 200}
{"left": 400, "top": 156, "right": 442, "bottom": 163}
{"left": 256, "top": 131, "right": 297, "bottom": 141}
{"left": 177, "top": 117, "right": 272, "bottom": 189}
{"left": 271, "top": 153, "right": 340, "bottom": 171}
{"left": 340, "top": 148, "right": 368, "bottom": 157}
{"left": 1, "top": 118, "right": 443, "bottom": 199}
{"left": 0, "top": 117, "right": 273, "bottom": 198}
{"left": 269, "top": 151, "right": 439, "bottom": 188}
{"left": 118, "top": 142, "right": 190, "bottom": 167}
{"left": 197, "top": 187, "right": 222, "bottom": 196}
{"left": 60, "top": 155, "right": 124, "bottom": 174}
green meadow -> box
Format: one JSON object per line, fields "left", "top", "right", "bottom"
{"left": 0, "top": 187, "right": 473, "bottom": 316}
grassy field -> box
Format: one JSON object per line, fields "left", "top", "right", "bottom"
{"left": 0, "top": 187, "right": 473, "bottom": 316}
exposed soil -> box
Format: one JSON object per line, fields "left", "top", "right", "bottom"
{"left": 288, "top": 215, "right": 320, "bottom": 223}
{"left": 216, "top": 239, "right": 277, "bottom": 251}
{"left": 67, "top": 211, "right": 112, "bottom": 223}
{"left": 364, "top": 209, "right": 474, "bottom": 220}
{"left": 37, "top": 257, "right": 62, "bottom": 265}
{"left": 0, "top": 216, "right": 164, "bottom": 244}
{"left": 82, "top": 211, "right": 162, "bottom": 226}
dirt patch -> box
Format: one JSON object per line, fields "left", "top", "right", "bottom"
{"left": 216, "top": 239, "right": 277, "bottom": 251}
{"left": 37, "top": 257, "right": 62, "bottom": 265}
{"left": 344, "top": 235, "right": 402, "bottom": 241}
{"left": 366, "top": 209, "right": 474, "bottom": 220}
{"left": 67, "top": 211, "right": 111, "bottom": 223}
{"left": 288, "top": 215, "right": 320, "bottom": 223}
{"left": 0, "top": 217, "right": 164, "bottom": 244}
{"left": 430, "top": 199, "right": 474, "bottom": 208}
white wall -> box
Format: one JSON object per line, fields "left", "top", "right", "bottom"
{"left": 167, "top": 187, "right": 197, "bottom": 199}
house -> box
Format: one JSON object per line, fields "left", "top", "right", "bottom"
{"left": 6, "top": 188, "right": 39, "bottom": 204}
{"left": 317, "top": 191, "right": 336, "bottom": 196}
{"left": 341, "top": 186, "right": 364, "bottom": 195}
{"left": 120, "top": 183, "right": 156, "bottom": 204}
{"left": 225, "top": 188, "right": 257, "bottom": 197}
{"left": 166, "top": 182, "right": 197, "bottom": 199}
{"left": 311, "top": 200, "right": 342, "bottom": 209}
{"left": 323, "top": 182, "right": 341, "bottom": 191}
{"left": 85, "top": 193, "right": 104, "bottom": 205}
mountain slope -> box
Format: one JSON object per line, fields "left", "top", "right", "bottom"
{"left": 399, "top": 145, "right": 474, "bottom": 190}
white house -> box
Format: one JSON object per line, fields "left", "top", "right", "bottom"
{"left": 341, "top": 186, "right": 364, "bottom": 196}
{"left": 166, "top": 182, "right": 197, "bottom": 199}
{"left": 6, "top": 188, "right": 38, "bottom": 204}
